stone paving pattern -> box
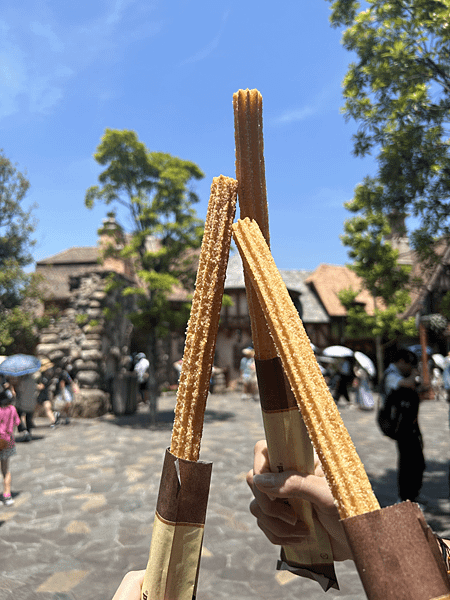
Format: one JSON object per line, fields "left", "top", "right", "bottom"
{"left": 1, "top": 391, "right": 449, "bottom": 599}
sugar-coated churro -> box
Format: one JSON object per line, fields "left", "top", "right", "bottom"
{"left": 170, "top": 175, "right": 238, "bottom": 462}
{"left": 233, "top": 88, "right": 269, "bottom": 240}
{"left": 233, "top": 217, "right": 380, "bottom": 519}
{"left": 234, "top": 89, "right": 275, "bottom": 360}
{"left": 234, "top": 89, "right": 335, "bottom": 583}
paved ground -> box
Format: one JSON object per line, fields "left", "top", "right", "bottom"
{"left": 1, "top": 391, "right": 449, "bottom": 600}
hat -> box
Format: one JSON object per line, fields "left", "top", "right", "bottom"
{"left": 135, "top": 352, "right": 146, "bottom": 360}
{"left": 40, "top": 358, "right": 54, "bottom": 371}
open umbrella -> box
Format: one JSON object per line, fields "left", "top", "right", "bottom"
{"left": 354, "top": 351, "right": 376, "bottom": 378}
{"left": 432, "top": 353, "right": 446, "bottom": 370}
{"left": 323, "top": 345, "right": 354, "bottom": 358}
{"left": 0, "top": 354, "right": 41, "bottom": 376}
{"left": 408, "top": 344, "right": 432, "bottom": 357}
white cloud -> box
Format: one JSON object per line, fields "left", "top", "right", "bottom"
{"left": 272, "top": 85, "right": 339, "bottom": 126}
{"left": 180, "top": 10, "right": 229, "bottom": 66}
{"left": 273, "top": 105, "right": 318, "bottom": 125}
{"left": 30, "top": 21, "right": 64, "bottom": 52}
{"left": 0, "top": 1, "right": 161, "bottom": 121}
{"left": 0, "top": 47, "right": 27, "bottom": 117}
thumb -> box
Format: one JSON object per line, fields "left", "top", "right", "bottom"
{"left": 254, "top": 470, "right": 334, "bottom": 511}
{"left": 253, "top": 470, "right": 306, "bottom": 497}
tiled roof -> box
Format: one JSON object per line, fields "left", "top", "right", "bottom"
{"left": 305, "top": 264, "right": 379, "bottom": 317}
{"left": 224, "top": 253, "right": 329, "bottom": 323}
{"left": 36, "top": 247, "right": 100, "bottom": 265}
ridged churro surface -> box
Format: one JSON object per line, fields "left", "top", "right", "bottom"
{"left": 233, "top": 88, "right": 275, "bottom": 360}
{"left": 170, "top": 176, "right": 238, "bottom": 462}
{"left": 232, "top": 218, "right": 380, "bottom": 519}
{"left": 233, "top": 89, "right": 269, "bottom": 240}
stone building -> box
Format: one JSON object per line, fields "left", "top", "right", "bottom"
{"left": 35, "top": 219, "right": 137, "bottom": 416}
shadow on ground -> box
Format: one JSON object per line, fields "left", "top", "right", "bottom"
{"left": 367, "top": 459, "right": 450, "bottom": 532}
{"left": 102, "top": 408, "right": 236, "bottom": 430}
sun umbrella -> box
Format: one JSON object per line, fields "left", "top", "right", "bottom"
{"left": 317, "top": 355, "right": 336, "bottom": 364}
{"left": 432, "top": 353, "right": 446, "bottom": 370}
{"left": 408, "top": 344, "right": 432, "bottom": 357}
{"left": 0, "top": 354, "right": 41, "bottom": 376}
{"left": 354, "top": 351, "right": 376, "bottom": 378}
{"left": 323, "top": 345, "right": 354, "bottom": 358}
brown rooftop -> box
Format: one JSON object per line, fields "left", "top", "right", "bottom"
{"left": 305, "top": 264, "right": 380, "bottom": 317}
{"left": 36, "top": 247, "right": 100, "bottom": 265}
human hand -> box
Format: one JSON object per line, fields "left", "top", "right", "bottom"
{"left": 112, "top": 570, "right": 145, "bottom": 600}
{"left": 247, "top": 440, "right": 353, "bottom": 561}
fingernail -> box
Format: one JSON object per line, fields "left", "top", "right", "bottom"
{"left": 279, "top": 513, "right": 298, "bottom": 526}
{"left": 253, "top": 473, "right": 278, "bottom": 489}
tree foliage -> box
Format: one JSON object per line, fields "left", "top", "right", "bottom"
{"left": 327, "top": 0, "right": 450, "bottom": 259}
{"left": 85, "top": 129, "right": 205, "bottom": 369}
{"left": 0, "top": 150, "right": 45, "bottom": 354}
{"left": 340, "top": 202, "right": 417, "bottom": 340}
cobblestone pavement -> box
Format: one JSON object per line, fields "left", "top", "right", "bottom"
{"left": 1, "top": 391, "right": 449, "bottom": 600}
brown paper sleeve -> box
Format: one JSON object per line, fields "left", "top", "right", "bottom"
{"left": 141, "top": 449, "right": 213, "bottom": 600}
{"left": 342, "top": 501, "right": 450, "bottom": 600}
{"left": 255, "top": 357, "right": 338, "bottom": 591}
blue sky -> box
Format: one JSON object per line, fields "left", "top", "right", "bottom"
{"left": 1, "top": 0, "right": 376, "bottom": 271}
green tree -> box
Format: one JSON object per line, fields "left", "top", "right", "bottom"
{"left": 327, "top": 0, "right": 450, "bottom": 261}
{"left": 85, "top": 129, "right": 205, "bottom": 395}
{"left": 339, "top": 204, "right": 417, "bottom": 378}
{"left": 0, "top": 150, "right": 45, "bottom": 354}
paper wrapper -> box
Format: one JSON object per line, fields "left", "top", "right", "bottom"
{"left": 342, "top": 501, "right": 450, "bottom": 600}
{"left": 141, "top": 449, "right": 212, "bottom": 600}
{"left": 256, "top": 357, "right": 338, "bottom": 591}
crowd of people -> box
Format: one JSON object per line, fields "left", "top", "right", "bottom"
{"left": 110, "top": 343, "right": 450, "bottom": 599}
{"left": 0, "top": 357, "right": 76, "bottom": 506}
{"left": 1, "top": 343, "right": 449, "bottom": 598}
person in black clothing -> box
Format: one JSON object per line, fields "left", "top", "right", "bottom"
{"left": 382, "top": 348, "right": 425, "bottom": 503}
{"left": 34, "top": 359, "right": 59, "bottom": 427}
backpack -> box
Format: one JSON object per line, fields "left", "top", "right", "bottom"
{"left": 377, "top": 386, "right": 419, "bottom": 440}
{"left": 377, "top": 390, "right": 404, "bottom": 440}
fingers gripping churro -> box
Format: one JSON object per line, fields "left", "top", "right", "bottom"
{"left": 233, "top": 218, "right": 380, "bottom": 520}
{"left": 170, "top": 175, "right": 238, "bottom": 462}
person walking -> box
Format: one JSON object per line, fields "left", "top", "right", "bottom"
{"left": 133, "top": 353, "right": 150, "bottom": 404}
{"left": 0, "top": 383, "right": 21, "bottom": 506}
{"left": 382, "top": 348, "right": 425, "bottom": 503}
{"left": 34, "top": 359, "right": 59, "bottom": 428}
{"left": 239, "top": 347, "right": 258, "bottom": 401}
{"left": 10, "top": 373, "right": 37, "bottom": 441}
{"left": 333, "top": 357, "right": 353, "bottom": 405}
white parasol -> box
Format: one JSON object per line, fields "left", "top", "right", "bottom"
{"left": 432, "top": 353, "right": 446, "bottom": 370}
{"left": 323, "top": 345, "right": 354, "bottom": 358}
{"left": 354, "top": 351, "right": 376, "bottom": 378}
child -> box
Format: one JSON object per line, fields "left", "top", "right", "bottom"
{"left": 0, "top": 382, "right": 21, "bottom": 506}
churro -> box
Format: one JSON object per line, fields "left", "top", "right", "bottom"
{"left": 233, "top": 89, "right": 275, "bottom": 360}
{"left": 234, "top": 89, "right": 335, "bottom": 585}
{"left": 170, "top": 175, "right": 238, "bottom": 462}
{"left": 233, "top": 217, "right": 380, "bottom": 519}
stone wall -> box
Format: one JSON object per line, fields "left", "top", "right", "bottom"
{"left": 36, "top": 271, "right": 135, "bottom": 417}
